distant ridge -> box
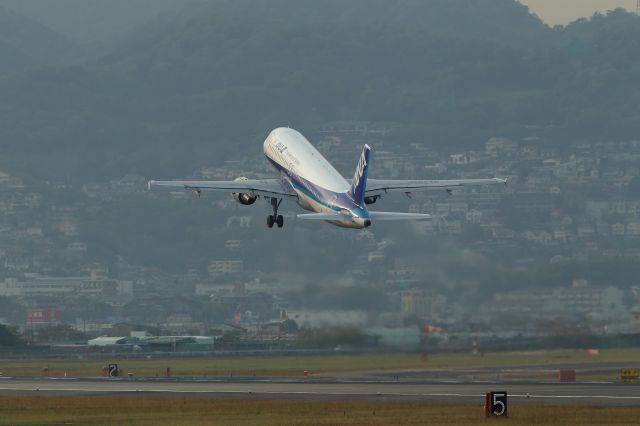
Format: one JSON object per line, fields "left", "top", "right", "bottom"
{"left": 0, "top": 1, "right": 638, "bottom": 181}
{"left": 0, "top": 5, "right": 83, "bottom": 65}
{"left": 1, "top": 0, "right": 195, "bottom": 45}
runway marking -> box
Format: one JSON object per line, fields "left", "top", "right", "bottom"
{"left": 510, "top": 394, "right": 640, "bottom": 400}
{"left": 2, "top": 387, "right": 640, "bottom": 401}
{"left": 419, "top": 393, "right": 640, "bottom": 400}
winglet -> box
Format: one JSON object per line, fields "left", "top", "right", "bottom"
{"left": 349, "top": 144, "right": 371, "bottom": 205}
{"left": 493, "top": 177, "right": 508, "bottom": 186}
{"left": 147, "top": 180, "right": 155, "bottom": 190}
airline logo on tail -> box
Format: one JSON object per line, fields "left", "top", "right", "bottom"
{"left": 349, "top": 144, "right": 371, "bottom": 205}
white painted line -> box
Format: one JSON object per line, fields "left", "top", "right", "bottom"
{"left": 1, "top": 387, "right": 639, "bottom": 400}
{"left": 509, "top": 394, "right": 640, "bottom": 400}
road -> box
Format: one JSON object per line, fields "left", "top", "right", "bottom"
{"left": 0, "top": 378, "right": 639, "bottom": 406}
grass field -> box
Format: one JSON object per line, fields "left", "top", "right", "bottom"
{"left": 0, "top": 349, "right": 640, "bottom": 377}
{"left": 1, "top": 348, "right": 638, "bottom": 378}
{"left": 0, "top": 396, "right": 638, "bottom": 425}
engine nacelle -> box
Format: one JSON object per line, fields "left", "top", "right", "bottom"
{"left": 364, "top": 195, "right": 379, "bottom": 205}
{"left": 232, "top": 177, "right": 257, "bottom": 205}
{"left": 233, "top": 192, "right": 257, "bottom": 205}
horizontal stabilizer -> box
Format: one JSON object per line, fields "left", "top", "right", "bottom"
{"left": 297, "top": 212, "right": 345, "bottom": 220}
{"left": 298, "top": 211, "right": 431, "bottom": 222}
{"left": 368, "top": 212, "right": 431, "bottom": 221}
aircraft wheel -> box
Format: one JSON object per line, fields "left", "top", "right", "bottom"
{"left": 267, "top": 215, "right": 275, "bottom": 228}
{"left": 276, "top": 215, "right": 284, "bottom": 228}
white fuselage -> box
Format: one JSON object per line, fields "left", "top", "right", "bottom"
{"left": 263, "top": 128, "right": 369, "bottom": 228}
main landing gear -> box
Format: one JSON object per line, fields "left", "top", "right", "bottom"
{"left": 267, "top": 198, "right": 284, "bottom": 228}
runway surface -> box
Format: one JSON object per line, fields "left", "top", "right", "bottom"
{"left": 1, "top": 378, "right": 639, "bottom": 406}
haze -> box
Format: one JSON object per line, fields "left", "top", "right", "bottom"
{"left": 0, "top": 0, "right": 638, "bottom": 374}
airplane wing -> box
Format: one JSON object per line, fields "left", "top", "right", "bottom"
{"left": 365, "top": 177, "right": 507, "bottom": 196}
{"left": 368, "top": 212, "right": 431, "bottom": 221}
{"left": 148, "top": 179, "right": 296, "bottom": 198}
{"left": 297, "top": 212, "right": 344, "bottom": 220}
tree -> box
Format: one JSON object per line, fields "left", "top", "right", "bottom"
{"left": 296, "top": 326, "right": 368, "bottom": 348}
{"left": 221, "top": 329, "right": 242, "bottom": 343}
{"left": 35, "top": 324, "right": 88, "bottom": 344}
{"left": 279, "top": 319, "right": 299, "bottom": 334}
{"left": 0, "top": 324, "right": 22, "bottom": 347}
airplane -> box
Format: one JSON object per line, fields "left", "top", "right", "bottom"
{"left": 148, "top": 127, "right": 507, "bottom": 229}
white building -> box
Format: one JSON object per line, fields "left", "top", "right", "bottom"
{"left": 491, "top": 281, "right": 625, "bottom": 319}
{"left": 0, "top": 275, "right": 133, "bottom": 302}
{"left": 207, "top": 260, "right": 243, "bottom": 276}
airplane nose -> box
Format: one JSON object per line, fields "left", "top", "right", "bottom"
{"left": 364, "top": 219, "right": 371, "bottom": 227}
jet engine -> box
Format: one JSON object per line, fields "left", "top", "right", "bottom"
{"left": 364, "top": 195, "right": 379, "bottom": 205}
{"left": 232, "top": 177, "right": 257, "bottom": 205}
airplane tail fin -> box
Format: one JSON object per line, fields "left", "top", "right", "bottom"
{"left": 349, "top": 144, "right": 371, "bottom": 205}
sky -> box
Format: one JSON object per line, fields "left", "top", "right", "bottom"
{"left": 519, "top": 0, "right": 637, "bottom": 25}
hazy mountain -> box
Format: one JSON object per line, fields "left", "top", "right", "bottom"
{"left": 548, "top": 9, "right": 640, "bottom": 140}
{"left": 0, "top": 1, "right": 639, "bottom": 181}
{"left": 0, "top": 0, "right": 638, "bottom": 283}
{"left": 107, "top": 0, "right": 551, "bottom": 98}
{"left": 1, "top": 0, "right": 195, "bottom": 45}
{"left": 127, "top": 0, "right": 550, "bottom": 46}
{"left": 0, "top": 5, "right": 82, "bottom": 65}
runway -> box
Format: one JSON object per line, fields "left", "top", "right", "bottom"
{"left": 1, "top": 378, "right": 639, "bottom": 406}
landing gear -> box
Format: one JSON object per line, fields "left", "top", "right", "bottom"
{"left": 267, "top": 198, "right": 284, "bottom": 229}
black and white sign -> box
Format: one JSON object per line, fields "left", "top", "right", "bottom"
{"left": 486, "top": 391, "right": 508, "bottom": 417}
{"left": 108, "top": 363, "right": 119, "bottom": 377}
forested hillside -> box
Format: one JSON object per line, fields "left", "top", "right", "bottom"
{"left": 0, "top": 1, "right": 639, "bottom": 181}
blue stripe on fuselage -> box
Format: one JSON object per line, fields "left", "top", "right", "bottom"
{"left": 266, "top": 157, "right": 369, "bottom": 220}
